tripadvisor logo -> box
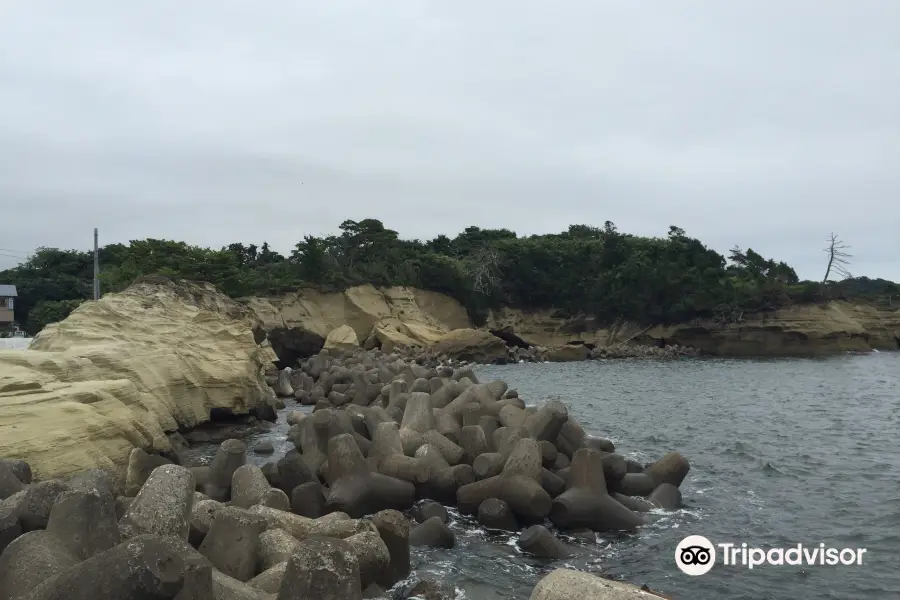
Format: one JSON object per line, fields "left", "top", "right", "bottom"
{"left": 675, "top": 535, "right": 868, "bottom": 575}
{"left": 675, "top": 535, "right": 716, "bottom": 576}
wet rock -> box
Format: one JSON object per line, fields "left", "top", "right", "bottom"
{"left": 611, "top": 493, "right": 655, "bottom": 513}
{"left": 517, "top": 525, "right": 571, "bottom": 559}
{"left": 549, "top": 449, "right": 643, "bottom": 532}
{"left": 644, "top": 452, "right": 690, "bottom": 488}
{"left": 477, "top": 498, "right": 519, "bottom": 532}
{"left": 253, "top": 441, "right": 275, "bottom": 455}
{"left": 613, "top": 473, "right": 656, "bottom": 497}
{"left": 403, "top": 579, "right": 454, "bottom": 600}
{"left": 409, "top": 516, "right": 455, "bottom": 549}
{"left": 647, "top": 483, "right": 683, "bottom": 509}
{"left": 412, "top": 500, "right": 448, "bottom": 524}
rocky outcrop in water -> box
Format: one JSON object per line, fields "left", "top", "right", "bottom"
{"left": 0, "top": 345, "right": 684, "bottom": 598}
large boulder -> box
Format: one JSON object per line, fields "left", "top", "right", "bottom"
{"left": 0, "top": 277, "right": 277, "bottom": 481}
{"left": 432, "top": 329, "right": 508, "bottom": 363}
{"left": 530, "top": 569, "right": 668, "bottom": 600}
{"left": 545, "top": 345, "right": 590, "bottom": 362}
{"left": 324, "top": 325, "right": 361, "bottom": 353}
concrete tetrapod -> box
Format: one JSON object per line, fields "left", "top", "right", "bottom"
{"left": 370, "top": 509, "right": 411, "bottom": 589}
{"left": 15, "top": 535, "right": 214, "bottom": 600}
{"left": 644, "top": 451, "right": 691, "bottom": 488}
{"left": 198, "top": 505, "right": 267, "bottom": 582}
{"left": 323, "top": 434, "right": 416, "bottom": 518}
{"left": 414, "top": 444, "right": 475, "bottom": 504}
{"left": 232, "top": 464, "right": 291, "bottom": 511}
{"left": 119, "top": 464, "right": 195, "bottom": 541}
{"left": 456, "top": 438, "right": 552, "bottom": 522}
{"left": 398, "top": 392, "right": 465, "bottom": 464}
{"left": 549, "top": 449, "right": 644, "bottom": 532}
{"left": 277, "top": 537, "right": 362, "bottom": 600}
{"left": 205, "top": 439, "right": 247, "bottom": 501}
{"left": 248, "top": 505, "right": 373, "bottom": 540}
{"left": 367, "top": 422, "right": 431, "bottom": 485}
{"left": 517, "top": 525, "right": 571, "bottom": 559}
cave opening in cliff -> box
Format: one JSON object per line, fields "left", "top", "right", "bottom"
{"left": 265, "top": 326, "right": 326, "bottom": 370}
{"left": 489, "top": 327, "right": 533, "bottom": 349}
{"left": 895, "top": 335, "right": 900, "bottom": 350}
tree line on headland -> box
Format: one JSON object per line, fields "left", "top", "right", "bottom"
{"left": 2, "top": 219, "right": 897, "bottom": 335}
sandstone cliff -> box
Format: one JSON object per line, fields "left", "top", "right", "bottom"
{"left": 0, "top": 277, "right": 276, "bottom": 481}
{"left": 241, "top": 285, "right": 471, "bottom": 363}
{"left": 242, "top": 285, "right": 898, "bottom": 359}
{"left": 487, "top": 301, "right": 900, "bottom": 356}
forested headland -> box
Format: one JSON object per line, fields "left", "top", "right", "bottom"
{"left": 2, "top": 219, "right": 897, "bottom": 335}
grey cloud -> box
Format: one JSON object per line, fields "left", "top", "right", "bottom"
{"left": 1, "top": 0, "right": 898, "bottom": 280}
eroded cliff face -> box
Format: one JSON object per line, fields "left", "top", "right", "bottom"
{"left": 241, "top": 285, "right": 472, "bottom": 364}
{"left": 488, "top": 301, "right": 900, "bottom": 356}
{"left": 247, "top": 286, "right": 898, "bottom": 358}
{"left": 0, "top": 277, "right": 277, "bottom": 481}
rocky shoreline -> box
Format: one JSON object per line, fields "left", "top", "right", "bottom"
{"left": 1, "top": 346, "right": 687, "bottom": 599}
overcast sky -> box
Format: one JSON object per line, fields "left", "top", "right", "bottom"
{"left": 1, "top": 1, "right": 898, "bottom": 281}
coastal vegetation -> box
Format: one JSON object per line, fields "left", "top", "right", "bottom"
{"left": 2, "top": 219, "right": 897, "bottom": 335}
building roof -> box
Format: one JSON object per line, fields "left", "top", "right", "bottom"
{"left": 0, "top": 285, "right": 17, "bottom": 297}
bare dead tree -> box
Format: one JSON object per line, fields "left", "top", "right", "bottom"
{"left": 822, "top": 233, "right": 852, "bottom": 283}
{"left": 464, "top": 246, "right": 501, "bottom": 295}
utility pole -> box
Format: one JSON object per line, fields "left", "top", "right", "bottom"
{"left": 93, "top": 228, "right": 100, "bottom": 300}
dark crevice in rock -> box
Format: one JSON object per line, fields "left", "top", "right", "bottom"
{"left": 208, "top": 407, "right": 239, "bottom": 422}
{"left": 251, "top": 325, "right": 267, "bottom": 345}
{"left": 489, "top": 327, "right": 533, "bottom": 349}
{"left": 266, "top": 326, "right": 325, "bottom": 369}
